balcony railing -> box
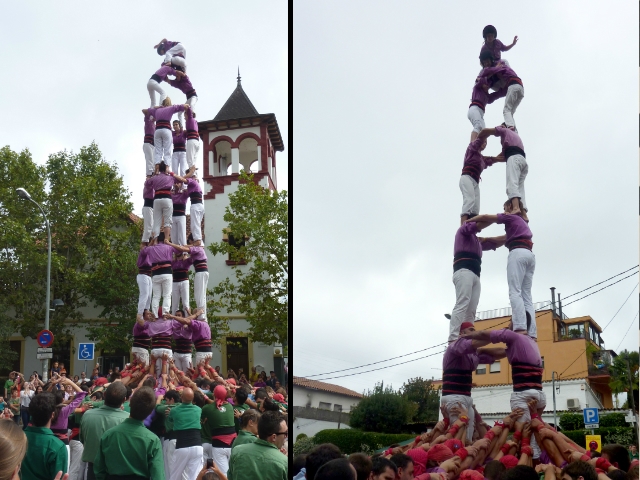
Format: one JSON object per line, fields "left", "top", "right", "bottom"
{"left": 588, "top": 364, "right": 612, "bottom": 377}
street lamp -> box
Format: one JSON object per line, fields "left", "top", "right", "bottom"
{"left": 16, "top": 188, "right": 53, "bottom": 382}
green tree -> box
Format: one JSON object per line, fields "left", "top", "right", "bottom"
{"left": 349, "top": 382, "right": 417, "bottom": 434}
{"left": 207, "top": 171, "right": 288, "bottom": 346}
{"left": 400, "top": 377, "right": 440, "bottom": 423}
{"left": 609, "top": 350, "right": 639, "bottom": 410}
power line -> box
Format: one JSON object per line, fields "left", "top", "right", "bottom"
{"left": 560, "top": 271, "right": 638, "bottom": 308}
{"left": 561, "top": 266, "right": 638, "bottom": 300}
{"left": 602, "top": 283, "right": 639, "bottom": 332}
{"left": 616, "top": 311, "right": 639, "bottom": 351}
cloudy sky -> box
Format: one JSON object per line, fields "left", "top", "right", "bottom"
{"left": 294, "top": 1, "right": 639, "bottom": 396}
{"left": 1, "top": 1, "right": 288, "bottom": 214}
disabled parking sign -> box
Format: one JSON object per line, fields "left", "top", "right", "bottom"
{"left": 78, "top": 343, "right": 95, "bottom": 361}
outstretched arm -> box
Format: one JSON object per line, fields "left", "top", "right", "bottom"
{"left": 153, "top": 38, "right": 167, "bottom": 49}
{"left": 461, "top": 330, "right": 492, "bottom": 342}
{"left": 477, "top": 127, "right": 497, "bottom": 139}
{"left": 164, "top": 240, "right": 190, "bottom": 253}
{"left": 477, "top": 347, "right": 507, "bottom": 359}
{"left": 503, "top": 36, "right": 518, "bottom": 51}
{"left": 466, "top": 214, "right": 499, "bottom": 225}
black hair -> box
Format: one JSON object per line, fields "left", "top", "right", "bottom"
{"left": 479, "top": 50, "right": 495, "bottom": 66}
{"left": 125, "top": 385, "right": 133, "bottom": 401}
{"left": 193, "top": 389, "right": 206, "bottom": 408}
{"left": 371, "top": 456, "right": 397, "bottom": 476}
{"left": 293, "top": 454, "right": 307, "bottom": 476}
{"left": 130, "top": 386, "right": 156, "bottom": 420}
{"left": 601, "top": 444, "right": 631, "bottom": 472}
{"left": 261, "top": 398, "right": 280, "bottom": 412}
{"left": 504, "top": 465, "right": 538, "bottom": 480}
{"left": 255, "top": 388, "right": 269, "bottom": 400}
{"left": 348, "top": 453, "right": 373, "bottom": 480}
{"left": 159, "top": 161, "right": 167, "bottom": 172}
{"left": 157, "top": 232, "right": 165, "bottom": 243}
{"left": 173, "top": 65, "right": 185, "bottom": 73}
{"left": 103, "top": 382, "right": 127, "bottom": 408}
{"left": 484, "top": 460, "right": 507, "bottom": 480}
{"left": 241, "top": 408, "right": 261, "bottom": 428}
{"left": 305, "top": 443, "right": 344, "bottom": 480}
{"left": 156, "top": 45, "right": 165, "bottom": 55}
{"left": 109, "top": 372, "right": 122, "bottom": 383}
{"left": 257, "top": 410, "right": 285, "bottom": 441}
{"left": 91, "top": 391, "right": 103, "bottom": 400}
{"left": 28, "top": 392, "right": 57, "bottom": 427}
{"left": 389, "top": 453, "right": 413, "bottom": 470}
{"left": 604, "top": 470, "right": 628, "bottom": 480}
{"left": 176, "top": 309, "right": 185, "bottom": 317}
{"left": 164, "top": 390, "right": 181, "bottom": 403}
{"left": 483, "top": 25, "right": 497, "bottom": 39}
{"left": 234, "top": 387, "right": 248, "bottom": 405}
{"left": 562, "top": 460, "right": 597, "bottom": 480}
{"left": 315, "top": 458, "right": 355, "bottom": 480}
{"left": 187, "top": 233, "right": 194, "bottom": 243}
{"left": 202, "top": 473, "right": 220, "bottom": 480}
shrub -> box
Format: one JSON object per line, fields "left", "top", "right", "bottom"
{"left": 293, "top": 435, "right": 316, "bottom": 456}
{"left": 313, "top": 429, "right": 415, "bottom": 455}
{"left": 296, "top": 433, "right": 308, "bottom": 440}
{"left": 559, "top": 412, "right": 628, "bottom": 431}
{"left": 349, "top": 382, "right": 417, "bottom": 434}
{"left": 561, "top": 427, "right": 635, "bottom": 447}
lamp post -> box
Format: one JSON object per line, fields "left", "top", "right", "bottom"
{"left": 16, "top": 188, "right": 52, "bottom": 382}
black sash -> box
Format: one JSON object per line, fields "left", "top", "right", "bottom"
{"left": 453, "top": 251, "right": 481, "bottom": 277}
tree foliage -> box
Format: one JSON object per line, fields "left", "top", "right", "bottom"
{"left": 609, "top": 350, "right": 639, "bottom": 409}
{"left": 349, "top": 382, "right": 417, "bottom": 434}
{"left": 400, "top": 377, "right": 440, "bottom": 423}
{"left": 207, "top": 171, "right": 288, "bottom": 345}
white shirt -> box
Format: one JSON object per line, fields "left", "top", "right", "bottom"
{"left": 19, "top": 390, "right": 34, "bottom": 408}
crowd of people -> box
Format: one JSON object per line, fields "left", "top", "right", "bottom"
{"left": 0, "top": 38, "right": 289, "bottom": 480}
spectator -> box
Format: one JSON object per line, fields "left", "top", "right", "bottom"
{"left": 50, "top": 362, "right": 61, "bottom": 379}
{"left": 59, "top": 363, "right": 67, "bottom": 377}
{"left": 249, "top": 366, "right": 259, "bottom": 384}
{"left": 78, "top": 371, "right": 90, "bottom": 385}
{"left": 227, "top": 411, "right": 288, "bottom": 480}
{"left": 370, "top": 456, "right": 397, "bottom": 480}
{"left": 348, "top": 452, "right": 373, "bottom": 480}
{"left": 0, "top": 416, "right": 28, "bottom": 479}
{"left": 315, "top": 458, "right": 357, "bottom": 480}
{"left": 9, "top": 387, "right": 20, "bottom": 424}
{"left": 232, "top": 386, "right": 250, "bottom": 433}
{"left": 293, "top": 454, "right": 307, "bottom": 479}
{"left": 22, "top": 391, "right": 68, "bottom": 479}
{"left": 73, "top": 375, "right": 80, "bottom": 384}
{"left": 4, "top": 371, "right": 15, "bottom": 398}
{"left": 389, "top": 453, "right": 414, "bottom": 480}
{"left": 630, "top": 445, "right": 639, "bottom": 462}
{"left": 484, "top": 459, "right": 506, "bottom": 480}
{"left": 19, "top": 381, "right": 34, "bottom": 430}
{"left": 80, "top": 381, "right": 129, "bottom": 480}
{"left": 266, "top": 371, "right": 279, "bottom": 389}
{"left": 303, "top": 443, "right": 344, "bottom": 480}
{"left": 629, "top": 463, "right": 639, "bottom": 480}
{"left": 601, "top": 444, "right": 632, "bottom": 473}
{"left": 232, "top": 409, "right": 260, "bottom": 448}
{"left": 93, "top": 386, "right": 164, "bottom": 478}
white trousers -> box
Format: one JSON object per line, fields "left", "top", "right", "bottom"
{"left": 467, "top": 105, "right": 485, "bottom": 134}
{"left": 171, "top": 445, "right": 203, "bottom": 480}
{"left": 147, "top": 79, "right": 167, "bottom": 108}
{"left": 190, "top": 203, "right": 205, "bottom": 241}
{"left": 195, "top": 352, "right": 212, "bottom": 366}
{"left": 459, "top": 175, "right": 480, "bottom": 218}
{"left": 151, "top": 348, "right": 173, "bottom": 375}
{"left": 165, "top": 44, "right": 187, "bottom": 68}
{"left": 505, "top": 154, "right": 528, "bottom": 211}
{"left": 172, "top": 215, "right": 187, "bottom": 246}
{"left": 503, "top": 84, "right": 524, "bottom": 128}
{"left": 163, "top": 438, "right": 176, "bottom": 480}
{"left": 152, "top": 274, "right": 173, "bottom": 318}
{"left": 173, "top": 352, "right": 192, "bottom": 373}
{"left": 131, "top": 347, "right": 150, "bottom": 367}
{"left": 178, "top": 96, "right": 198, "bottom": 126}
{"left": 68, "top": 439, "right": 84, "bottom": 480}
{"left": 511, "top": 389, "right": 546, "bottom": 458}
{"left": 507, "top": 248, "right": 536, "bottom": 338}
{"left": 211, "top": 447, "right": 231, "bottom": 475}
{"left": 136, "top": 274, "right": 153, "bottom": 315}
{"left": 186, "top": 139, "right": 200, "bottom": 170}
{"left": 194, "top": 271, "right": 209, "bottom": 321}
{"left": 172, "top": 280, "right": 190, "bottom": 314}
{"left": 441, "top": 395, "right": 475, "bottom": 444}
{"left": 202, "top": 443, "right": 213, "bottom": 462}
{"left": 143, "top": 143, "right": 155, "bottom": 176}
{"left": 449, "top": 269, "right": 481, "bottom": 342}
{"left": 153, "top": 198, "right": 173, "bottom": 237}
{"left": 142, "top": 206, "right": 154, "bottom": 242}
{"left": 172, "top": 151, "right": 188, "bottom": 177}
{"left": 154, "top": 129, "right": 173, "bottom": 166}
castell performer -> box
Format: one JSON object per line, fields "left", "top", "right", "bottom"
{"left": 172, "top": 309, "right": 212, "bottom": 367}
{"left": 142, "top": 100, "right": 189, "bottom": 167}
{"left": 169, "top": 309, "right": 194, "bottom": 373}
{"left": 171, "top": 251, "right": 192, "bottom": 316}
{"left": 467, "top": 75, "right": 491, "bottom": 142}
{"left": 462, "top": 316, "right": 545, "bottom": 459}
{"left": 467, "top": 201, "right": 536, "bottom": 338}
{"left": 448, "top": 221, "right": 504, "bottom": 343}
{"left": 132, "top": 309, "right": 152, "bottom": 367}
{"left": 184, "top": 107, "right": 200, "bottom": 172}
{"left": 459, "top": 130, "right": 506, "bottom": 225}
{"left": 171, "top": 120, "right": 188, "bottom": 177}
{"left": 145, "top": 233, "right": 176, "bottom": 319}
{"left": 138, "top": 300, "right": 173, "bottom": 374}
{"left": 478, "top": 51, "right": 524, "bottom": 129}
{"left": 147, "top": 65, "right": 184, "bottom": 108}
{"left": 165, "top": 235, "right": 209, "bottom": 321}
{"left": 154, "top": 38, "right": 187, "bottom": 71}
{"left": 143, "top": 110, "right": 156, "bottom": 176}
{"left": 136, "top": 245, "right": 152, "bottom": 323}
{"left": 144, "top": 162, "right": 188, "bottom": 240}
{"left": 478, "top": 125, "right": 528, "bottom": 220}
{"left": 166, "top": 66, "right": 198, "bottom": 126}
{"left": 442, "top": 322, "right": 504, "bottom": 442}
{"left": 184, "top": 168, "right": 204, "bottom": 245}
{"left": 479, "top": 25, "right": 518, "bottom": 68}
{"left": 141, "top": 179, "right": 154, "bottom": 245}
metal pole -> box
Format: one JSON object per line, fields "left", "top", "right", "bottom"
{"left": 31, "top": 200, "right": 51, "bottom": 383}
{"left": 552, "top": 371, "right": 557, "bottom": 429}
{"left": 558, "top": 294, "right": 563, "bottom": 320}
{"left": 626, "top": 356, "right": 636, "bottom": 413}
{"left": 550, "top": 287, "right": 556, "bottom": 316}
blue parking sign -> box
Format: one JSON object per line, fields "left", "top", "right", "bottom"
{"left": 78, "top": 343, "right": 95, "bottom": 361}
{"left": 583, "top": 408, "right": 599, "bottom": 428}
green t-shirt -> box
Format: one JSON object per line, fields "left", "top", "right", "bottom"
{"left": 232, "top": 429, "right": 258, "bottom": 448}
{"left": 22, "top": 427, "right": 68, "bottom": 479}
{"left": 168, "top": 402, "right": 202, "bottom": 431}
{"left": 4, "top": 379, "right": 13, "bottom": 394}
{"left": 233, "top": 403, "right": 249, "bottom": 433}
{"left": 201, "top": 402, "right": 235, "bottom": 443}
{"left": 74, "top": 399, "right": 104, "bottom": 425}
{"left": 151, "top": 402, "right": 177, "bottom": 437}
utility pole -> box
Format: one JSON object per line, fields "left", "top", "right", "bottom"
{"left": 552, "top": 371, "right": 558, "bottom": 429}
{"left": 625, "top": 355, "right": 636, "bottom": 416}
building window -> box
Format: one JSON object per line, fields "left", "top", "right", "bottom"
{"left": 541, "top": 357, "right": 544, "bottom": 368}
{"left": 334, "top": 404, "right": 342, "bottom": 412}
{"left": 490, "top": 362, "right": 501, "bottom": 373}
{"left": 476, "top": 365, "right": 486, "bottom": 374}
{"left": 222, "top": 230, "right": 248, "bottom": 266}
{"left": 319, "top": 402, "right": 331, "bottom": 410}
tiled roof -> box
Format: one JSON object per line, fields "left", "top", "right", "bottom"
{"left": 213, "top": 79, "right": 259, "bottom": 121}
{"left": 293, "top": 376, "right": 363, "bottom": 399}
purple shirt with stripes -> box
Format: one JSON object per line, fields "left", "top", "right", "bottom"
{"left": 172, "top": 130, "right": 186, "bottom": 144}
{"left": 145, "top": 173, "right": 178, "bottom": 192}
{"left": 172, "top": 188, "right": 189, "bottom": 205}
{"left": 137, "top": 248, "right": 151, "bottom": 269}
{"left": 161, "top": 41, "right": 181, "bottom": 53}
{"left": 147, "top": 104, "right": 186, "bottom": 123}
{"left": 173, "top": 321, "right": 192, "bottom": 340}
{"left": 172, "top": 257, "right": 193, "bottom": 272}
{"left": 496, "top": 213, "right": 532, "bottom": 244}
{"left": 453, "top": 222, "right": 497, "bottom": 258}
{"left": 470, "top": 76, "right": 490, "bottom": 106}
{"left": 489, "top": 329, "right": 541, "bottom": 366}
{"left": 462, "top": 138, "right": 494, "bottom": 178}
{"left": 146, "top": 318, "right": 176, "bottom": 337}
{"left": 185, "top": 109, "right": 198, "bottom": 132}
{"left": 142, "top": 181, "right": 155, "bottom": 200}
{"left": 145, "top": 244, "right": 174, "bottom": 264}
{"left": 152, "top": 65, "right": 178, "bottom": 83}
{"left": 185, "top": 177, "right": 202, "bottom": 195}
{"left": 190, "top": 319, "right": 211, "bottom": 342}
{"left": 189, "top": 246, "right": 207, "bottom": 263}
{"left": 144, "top": 112, "right": 155, "bottom": 135}
{"left": 133, "top": 322, "right": 149, "bottom": 337}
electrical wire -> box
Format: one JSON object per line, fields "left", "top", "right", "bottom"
{"left": 602, "top": 283, "right": 639, "bottom": 332}
{"left": 561, "top": 266, "right": 638, "bottom": 300}
{"left": 615, "top": 311, "right": 639, "bottom": 351}
{"left": 559, "top": 272, "right": 638, "bottom": 308}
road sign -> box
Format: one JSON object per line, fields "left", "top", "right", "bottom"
{"left": 625, "top": 414, "right": 635, "bottom": 423}
{"left": 37, "top": 330, "right": 54, "bottom": 348}
{"left": 583, "top": 408, "right": 599, "bottom": 429}
{"left": 78, "top": 343, "right": 95, "bottom": 361}
{"left": 36, "top": 352, "right": 53, "bottom": 359}
{"left": 37, "top": 348, "right": 52, "bottom": 354}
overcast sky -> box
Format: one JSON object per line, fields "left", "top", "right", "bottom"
{"left": 294, "top": 1, "right": 639, "bottom": 396}
{"left": 1, "top": 1, "right": 288, "bottom": 214}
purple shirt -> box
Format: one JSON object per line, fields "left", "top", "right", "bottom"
{"left": 145, "top": 244, "right": 174, "bottom": 264}
{"left": 479, "top": 39, "right": 507, "bottom": 61}
{"left": 453, "top": 222, "right": 497, "bottom": 258}
{"left": 144, "top": 112, "right": 155, "bottom": 136}
{"left": 172, "top": 256, "right": 193, "bottom": 271}
{"left": 142, "top": 181, "right": 154, "bottom": 200}
{"left": 462, "top": 137, "right": 494, "bottom": 180}
{"left": 190, "top": 319, "right": 211, "bottom": 342}
{"left": 172, "top": 188, "right": 189, "bottom": 205}
{"left": 496, "top": 213, "right": 532, "bottom": 244}
{"left": 173, "top": 321, "right": 192, "bottom": 340}
{"left": 494, "top": 126, "right": 524, "bottom": 153}
{"left": 167, "top": 75, "right": 195, "bottom": 95}
{"left": 161, "top": 40, "right": 181, "bottom": 53}
{"left": 185, "top": 109, "right": 198, "bottom": 132}
{"left": 480, "top": 62, "right": 518, "bottom": 82}
{"left": 50, "top": 391, "right": 87, "bottom": 430}
{"left": 185, "top": 177, "right": 202, "bottom": 195}
{"left": 470, "top": 76, "right": 490, "bottom": 106}
{"left": 145, "top": 173, "right": 179, "bottom": 193}
{"left": 147, "top": 104, "right": 185, "bottom": 123}
{"left": 146, "top": 318, "right": 175, "bottom": 337}
{"left": 153, "top": 65, "right": 178, "bottom": 83}
{"left": 172, "top": 130, "right": 186, "bottom": 144}
{"left": 137, "top": 249, "right": 151, "bottom": 269}
{"left": 189, "top": 246, "right": 207, "bottom": 263}
{"left": 133, "top": 322, "right": 149, "bottom": 337}
{"left": 443, "top": 338, "right": 494, "bottom": 373}
{"left": 489, "top": 329, "right": 541, "bottom": 366}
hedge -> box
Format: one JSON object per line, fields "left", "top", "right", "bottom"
{"left": 559, "top": 412, "right": 627, "bottom": 431}
{"left": 313, "top": 429, "right": 415, "bottom": 455}
{"left": 561, "top": 427, "right": 636, "bottom": 447}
